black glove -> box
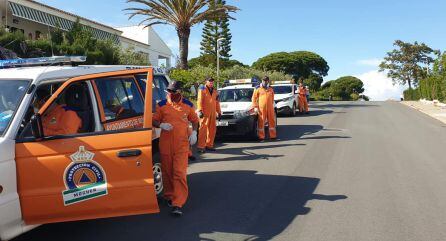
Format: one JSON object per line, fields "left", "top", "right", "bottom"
{"left": 198, "top": 110, "right": 204, "bottom": 118}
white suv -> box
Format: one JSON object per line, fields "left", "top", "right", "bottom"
{"left": 272, "top": 82, "right": 299, "bottom": 116}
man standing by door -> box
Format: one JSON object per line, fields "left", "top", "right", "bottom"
{"left": 252, "top": 76, "right": 277, "bottom": 141}
{"left": 197, "top": 77, "right": 221, "bottom": 153}
{"left": 152, "top": 81, "right": 199, "bottom": 216}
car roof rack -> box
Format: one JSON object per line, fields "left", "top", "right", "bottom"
{"left": 0, "top": 56, "right": 86, "bottom": 68}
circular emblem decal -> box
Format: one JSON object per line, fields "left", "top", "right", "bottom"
{"left": 64, "top": 161, "right": 105, "bottom": 190}
{"left": 62, "top": 146, "right": 108, "bottom": 206}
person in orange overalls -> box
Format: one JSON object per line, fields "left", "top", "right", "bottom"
{"left": 38, "top": 87, "right": 82, "bottom": 136}
{"left": 197, "top": 77, "right": 221, "bottom": 153}
{"left": 252, "top": 76, "right": 277, "bottom": 140}
{"left": 298, "top": 82, "right": 309, "bottom": 114}
{"left": 152, "top": 81, "right": 199, "bottom": 217}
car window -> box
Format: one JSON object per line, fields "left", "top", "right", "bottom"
{"left": 0, "top": 79, "right": 29, "bottom": 136}
{"left": 272, "top": 85, "right": 292, "bottom": 94}
{"left": 135, "top": 74, "right": 168, "bottom": 112}
{"left": 219, "top": 88, "right": 254, "bottom": 102}
{"left": 95, "top": 77, "right": 144, "bottom": 122}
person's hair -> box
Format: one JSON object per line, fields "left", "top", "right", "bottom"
{"left": 205, "top": 77, "right": 215, "bottom": 82}
{"left": 262, "top": 76, "right": 270, "bottom": 81}
{"left": 298, "top": 77, "right": 304, "bottom": 84}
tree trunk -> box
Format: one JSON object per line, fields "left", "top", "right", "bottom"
{"left": 408, "top": 80, "right": 412, "bottom": 90}
{"left": 177, "top": 27, "right": 191, "bottom": 70}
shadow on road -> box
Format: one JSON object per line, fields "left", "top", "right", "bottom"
{"left": 313, "top": 102, "right": 380, "bottom": 109}
{"left": 278, "top": 109, "right": 334, "bottom": 118}
{"left": 13, "top": 171, "right": 347, "bottom": 241}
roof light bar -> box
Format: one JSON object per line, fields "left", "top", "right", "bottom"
{"left": 274, "top": 80, "right": 293, "bottom": 84}
{"left": 0, "top": 56, "right": 86, "bottom": 68}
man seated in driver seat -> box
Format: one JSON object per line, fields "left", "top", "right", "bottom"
{"left": 41, "top": 85, "right": 82, "bottom": 136}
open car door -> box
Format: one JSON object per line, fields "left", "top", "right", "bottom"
{"left": 15, "top": 68, "right": 158, "bottom": 224}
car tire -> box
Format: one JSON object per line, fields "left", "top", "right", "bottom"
{"left": 290, "top": 102, "right": 297, "bottom": 117}
{"left": 250, "top": 118, "right": 259, "bottom": 140}
{"left": 152, "top": 152, "right": 163, "bottom": 197}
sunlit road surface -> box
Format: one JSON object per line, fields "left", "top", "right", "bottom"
{"left": 14, "top": 101, "right": 446, "bottom": 241}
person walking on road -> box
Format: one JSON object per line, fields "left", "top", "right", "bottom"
{"left": 197, "top": 77, "right": 221, "bottom": 153}
{"left": 298, "top": 81, "right": 309, "bottom": 114}
{"left": 252, "top": 76, "right": 277, "bottom": 141}
{"left": 152, "top": 81, "right": 199, "bottom": 217}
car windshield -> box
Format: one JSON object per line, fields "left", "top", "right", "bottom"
{"left": 273, "top": 85, "right": 292, "bottom": 94}
{"left": 219, "top": 88, "right": 254, "bottom": 102}
{"left": 0, "top": 80, "right": 29, "bottom": 136}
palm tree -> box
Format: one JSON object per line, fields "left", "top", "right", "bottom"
{"left": 126, "top": 0, "right": 238, "bottom": 69}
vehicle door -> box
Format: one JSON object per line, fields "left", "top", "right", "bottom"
{"left": 14, "top": 69, "right": 158, "bottom": 225}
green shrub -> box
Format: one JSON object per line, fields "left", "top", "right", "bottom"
{"left": 403, "top": 88, "right": 420, "bottom": 100}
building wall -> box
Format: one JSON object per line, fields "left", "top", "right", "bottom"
{"left": 117, "top": 26, "right": 172, "bottom": 68}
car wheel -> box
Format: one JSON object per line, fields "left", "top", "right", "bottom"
{"left": 250, "top": 119, "right": 259, "bottom": 140}
{"left": 152, "top": 152, "right": 163, "bottom": 197}
{"left": 290, "top": 102, "right": 297, "bottom": 117}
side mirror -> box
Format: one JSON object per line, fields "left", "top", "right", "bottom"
{"left": 30, "top": 114, "right": 44, "bottom": 139}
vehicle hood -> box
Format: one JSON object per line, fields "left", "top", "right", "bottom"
{"left": 274, "top": 93, "right": 293, "bottom": 101}
{"left": 220, "top": 102, "right": 252, "bottom": 112}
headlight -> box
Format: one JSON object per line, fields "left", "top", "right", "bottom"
{"left": 233, "top": 109, "right": 256, "bottom": 118}
{"left": 280, "top": 97, "right": 293, "bottom": 102}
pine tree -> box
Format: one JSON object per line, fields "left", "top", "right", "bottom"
{"left": 200, "top": 0, "right": 232, "bottom": 61}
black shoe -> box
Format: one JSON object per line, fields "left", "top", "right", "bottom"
{"left": 188, "top": 155, "right": 197, "bottom": 161}
{"left": 197, "top": 148, "right": 205, "bottom": 153}
{"left": 205, "top": 147, "right": 216, "bottom": 152}
{"left": 164, "top": 199, "right": 173, "bottom": 208}
{"left": 171, "top": 206, "right": 183, "bottom": 217}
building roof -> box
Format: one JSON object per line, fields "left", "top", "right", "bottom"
{"left": 28, "top": 0, "right": 121, "bottom": 33}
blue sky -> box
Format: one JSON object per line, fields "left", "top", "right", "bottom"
{"left": 37, "top": 0, "right": 446, "bottom": 100}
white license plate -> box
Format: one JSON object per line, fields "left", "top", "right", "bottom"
{"left": 217, "top": 121, "right": 229, "bottom": 126}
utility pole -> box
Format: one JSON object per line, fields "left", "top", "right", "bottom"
{"left": 216, "top": 38, "right": 225, "bottom": 88}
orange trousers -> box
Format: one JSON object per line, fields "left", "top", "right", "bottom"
{"left": 258, "top": 108, "right": 276, "bottom": 139}
{"left": 299, "top": 95, "right": 309, "bottom": 113}
{"left": 198, "top": 115, "right": 216, "bottom": 149}
{"left": 161, "top": 151, "right": 189, "bottom": 207}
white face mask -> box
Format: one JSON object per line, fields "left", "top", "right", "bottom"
{"left": 34, "top": 107, "right": 39, "bottom": 113}
{"left": 262, "top": 82, "right": 269, "bottom": 88}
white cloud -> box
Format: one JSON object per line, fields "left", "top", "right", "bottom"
{"left": 355, "top": 70, "right": 407, "bottom": 101}
{"left": 356, "top": 58, "right": 383, "bottom": 67}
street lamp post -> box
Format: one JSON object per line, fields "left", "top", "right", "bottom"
{"left": 216, "top": 38, "right": 225, "bottom": 88}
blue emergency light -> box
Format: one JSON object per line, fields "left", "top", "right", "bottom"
{"left": 0, "top": 56, "right": 86, "bottom": 68}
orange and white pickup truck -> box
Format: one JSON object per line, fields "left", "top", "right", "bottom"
{"left": 0, "top": 56, "right": 169, "bottom": 240}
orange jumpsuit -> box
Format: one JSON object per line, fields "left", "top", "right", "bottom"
{"left": 153, "top": 98, "right": 199, "bottom": 207}
{"left": 298, "top": 86, "right": 309, "bottom": 113}
{"left": 197, "top": 86, "right": 221, "bottom": 149}
{"left": 252, "top": 85, "right": 276, "bottom": 139}
{"left": 42, "top": 104, "right": 82, "bottom": 136}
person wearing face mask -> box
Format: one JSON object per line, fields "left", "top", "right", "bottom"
{"left": 197, "top": 77, "right": 221, "bottom": 153}
{"left": 152, "top": 81, "right": 199, "bottom": 217}
{"left": 252, "top": 76, "right": 277, "bottom": 141}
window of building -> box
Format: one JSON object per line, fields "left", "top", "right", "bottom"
{"left": 35, "top": 31, "right": 41, "bottom": 40}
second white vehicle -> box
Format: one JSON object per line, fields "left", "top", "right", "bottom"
{"left": 272, "top": 81, "right": 299, "bottom": 116}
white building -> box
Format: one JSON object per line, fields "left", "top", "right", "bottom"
{"left": 117, "top": 26, "right": 172, "bottom": 68}
{"left": 0, "top": 0, "right": 172, "bottom": 67}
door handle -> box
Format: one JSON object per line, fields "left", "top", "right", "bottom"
{"left": 117, "top": 149, "right": 142, "bottom": 158}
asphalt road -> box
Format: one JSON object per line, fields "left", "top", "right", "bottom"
{"left": 13, "top": 101, "right": 446, "bottom": 241}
